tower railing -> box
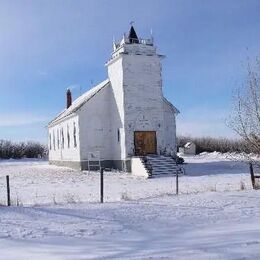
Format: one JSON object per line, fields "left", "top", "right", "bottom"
{"left": 127, "top": 37, "right": 153, "bottom": 46}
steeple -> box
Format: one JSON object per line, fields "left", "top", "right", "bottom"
{"left": 106, "top": 25, "right": 156, "bottom": 64}
{"left": 128, "top": 25, "right": 139, "bottom": 43}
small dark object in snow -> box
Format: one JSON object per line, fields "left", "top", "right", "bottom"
{"left": 176, "top": 156, "right": 184, "bottom": 164}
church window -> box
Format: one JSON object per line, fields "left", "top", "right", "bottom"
{"left": 49, "top": 133, "right": 52, "bottom": 150}
{"left": 57, "top": 129, "right": 60, "bottom": 149}
{"left": 61, "top": 128, "right": 64, "bottom": 149}
{"left": 53, "top": 130, "right": 56, "bottom": 150}
{"left": 117, "top": 128, "right": 120, "bottom": 142}
{"left": 73, "top": 122, "right": 77, "bottom": 148}
{"left": 67, "top": 125, "right": 70, "bottom": 148}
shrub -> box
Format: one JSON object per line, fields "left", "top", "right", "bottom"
{"left": 177, "top": 136, "right": 249, "bottom": 154}
{"left": 0, "top": 140, "right": 47, "bottom": 159}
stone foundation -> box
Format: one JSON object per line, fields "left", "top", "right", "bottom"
{"left": 49, "top": 159, "right": 131, "bottom": 172}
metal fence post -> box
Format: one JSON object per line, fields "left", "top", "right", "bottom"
{"left": 100, "top": 168, "right": 104, "bottom": 203}
{"left": 176, "top": 171, "right": 179, "bottom": 195}
{"left": 6, "top": 175, "right": 11, "bottom": 206}
{"left": 249, "top": 162, "right": 255, "bottom": 189}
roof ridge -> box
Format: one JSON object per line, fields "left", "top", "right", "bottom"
{"left": 163, "top": 97, "right": 180, "bottom": 114}
{"left": 49, "top": 79, "right": 110, "bottom": 126}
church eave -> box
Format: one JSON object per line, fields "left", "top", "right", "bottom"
{"left": 48, "top": 79, "right": 110, "bottom": 128}
{"left": 48, "top": 112, "right": 78, "bottom": 128}
{"left": 163, "top": 97, "right": 180, "bottom": 114}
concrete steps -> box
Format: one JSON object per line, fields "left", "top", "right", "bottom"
{"left": 144, "top": 155, "right": 184, "bottom": 177}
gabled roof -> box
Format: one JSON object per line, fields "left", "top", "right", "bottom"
{"left": 184, "top": 142, "right": 195, "bottom": 148}
{"left": 163, "top": 97, "right": 180, "bottom": 114}
{"left": 49, "top": 79, "right": 110, "bottom": 127}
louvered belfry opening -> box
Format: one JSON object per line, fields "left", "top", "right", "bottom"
{"left": 128, "top": 26, "right": 139, "bottom": 44}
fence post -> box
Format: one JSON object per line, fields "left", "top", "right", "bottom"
{"left": 176, "top": 171, "right": 179, "bottom": 195}
{"left": 100, "top": 168, "right": 104, "bottom": 203}
{"left": 249, "top": 162, "right": 255, "bottom": 189}
{"left": 6, "top": 175, "right": 11, "bottom": 206}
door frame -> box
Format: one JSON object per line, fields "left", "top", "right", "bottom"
{"left": 134, "top": 131, "right": 157, "bottom": 156}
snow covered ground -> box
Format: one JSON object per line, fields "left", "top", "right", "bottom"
{"left": 0, "top": 158, "right": 47, "bottom": 166}
{"left": 1, "top": 191, "right": 260, "bottom": 259}
{"left": 0, "top": 153, "right": 253, "bottom": 206}
{"left": 0, "top": 153, "right": 260, "bottom": 259}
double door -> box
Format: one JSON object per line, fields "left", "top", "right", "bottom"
{"left": 134, "top": 131, "right": 157, "bottom": 156}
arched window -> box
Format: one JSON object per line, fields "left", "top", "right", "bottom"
{"left": 73, "top": 122, "right": 77, "bottom": 148}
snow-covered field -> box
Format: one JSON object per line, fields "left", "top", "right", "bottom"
{"left": 0, "top": 153, "right": 253, "bottom": 206}
{"left": 1, "top": 191, "right": 260, "bottom": 259}
{"left": 1, "top": 153, "right": 260, "bottom": 259}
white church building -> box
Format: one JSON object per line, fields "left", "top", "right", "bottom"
{"left": 48, "top": 26, "right": 179, "bottom": 174}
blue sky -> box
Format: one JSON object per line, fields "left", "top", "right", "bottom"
{"left": 0, "top": 0, "right": 259, "bottom": 143}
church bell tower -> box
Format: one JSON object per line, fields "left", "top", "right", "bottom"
{"left": 106, "top": 26, "right": 166, "bottom": 159}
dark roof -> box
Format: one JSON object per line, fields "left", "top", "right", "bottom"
{"left": 128, "top": 26, "right": 139, "bottom": 43}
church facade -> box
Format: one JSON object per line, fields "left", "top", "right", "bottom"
{"left": 48, "top": 26, "right": 179, "bottom": 171}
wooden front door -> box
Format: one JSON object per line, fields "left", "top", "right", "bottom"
{"left": 134, "top": 131, "right": 157, "bottom": 156}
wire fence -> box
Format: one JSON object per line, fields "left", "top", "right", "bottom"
{"left": 0, "top": 162, "right": 255, "bottom": 207}
{"left": 0, "top": 168, "right": 183, "bottom": 207}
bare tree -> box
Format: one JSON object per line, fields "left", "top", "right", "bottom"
{"left": 228, "top": 60, "right": 260, "bottom": 189}
{"left": 228, "top": 57, "right": 260, "bottom": 156}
